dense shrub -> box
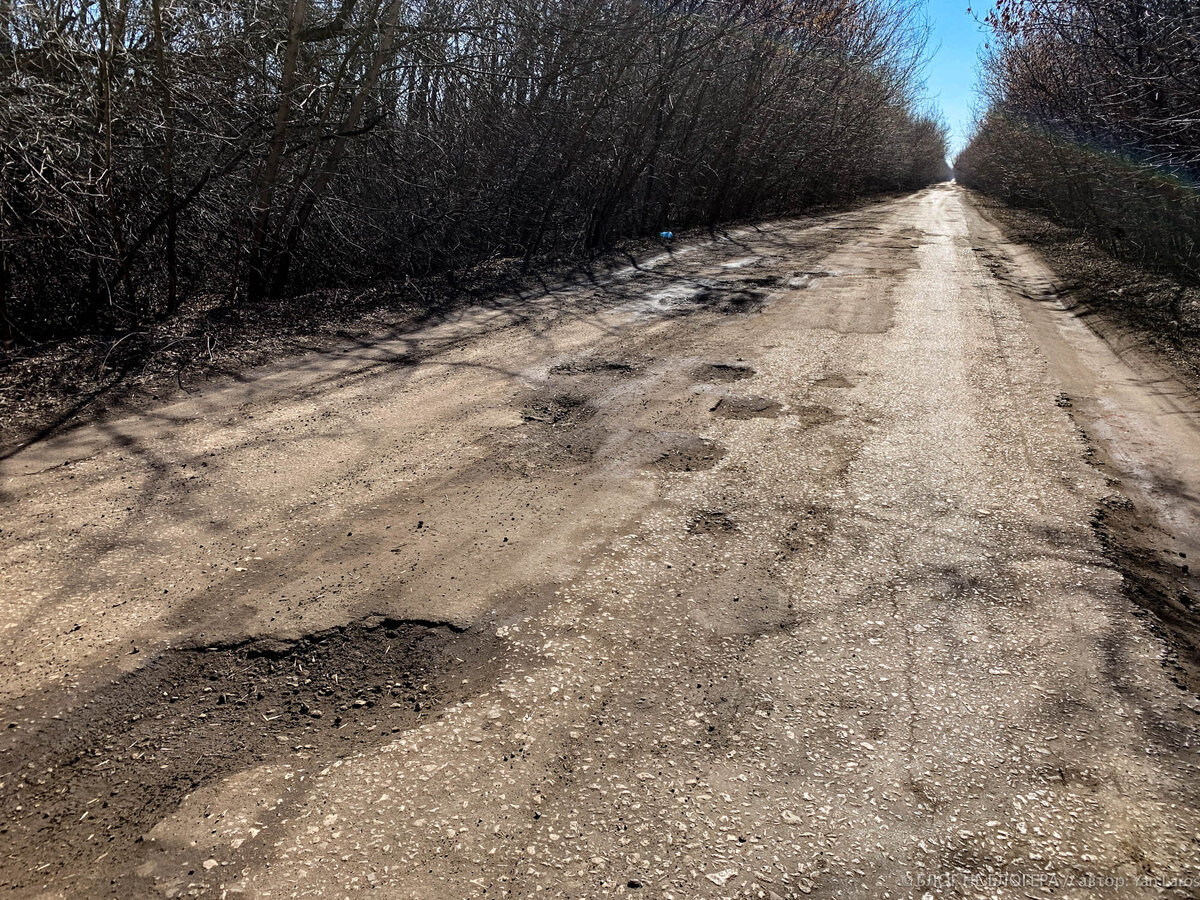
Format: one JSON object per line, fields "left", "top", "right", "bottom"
{"left": 1, "top": 0, "right": 949, "bottom": 346}
{"left": 955, "top": 0, "right": 1200, "bottom": 282}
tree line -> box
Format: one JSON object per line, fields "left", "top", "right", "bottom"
{"left": 955, "top": 0, "right": 1200, "bottom": 282}
{"left": 2, "top": 0, "right": 950, "bottom": 346}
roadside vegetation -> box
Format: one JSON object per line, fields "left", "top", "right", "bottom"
{"left": 955, "top": 0, "right": 1200, "bottom": 297}
{"left": 1, "top": 0, "right": 949, "bottom": 356}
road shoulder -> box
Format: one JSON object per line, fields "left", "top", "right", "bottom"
{"left": 962, "top": 190, "right": 1200, "bottom": 696}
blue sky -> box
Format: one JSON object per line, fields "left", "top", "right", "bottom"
{"left": 922, "top": 0, "right": 991, "bottom": 157}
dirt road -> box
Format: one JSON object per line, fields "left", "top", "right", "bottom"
{"left": 3, "top": 184, "right": 1199, "bottom": 898}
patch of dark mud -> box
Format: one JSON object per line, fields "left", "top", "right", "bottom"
{"left": 548, "top": 358, "right": 639, "bottom": 377}
{"left": 688, "top": 509, "right": 738, "bottom": 535}
{"left": 521, "top": 393, "right": 593, "bottom": 425}
{"left": 694, "top": 286, "right": 766, "bottom": 314}
{"left": 650, "top": 436, "right": 727, "bottom": 473}
{"left": 1092, "top": 494, "right": 1200, "bottom": 695}
{"left": 813, "top": 374, "right": 854, "bottom": 389}
{"left": 695, "top": 362, "right": 755, "bottom": 382}
{"left": 709, "top": 396, "right": 783, "bottom": 420}
{"left": 792, "top": 405, "right": 842, "bottom": 427}
{"left": 0, "top": 616, "right": 504, "bottom": 896}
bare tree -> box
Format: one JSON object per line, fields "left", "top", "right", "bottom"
{"left": 956, "top": 0, "right": 1200, "bottom": 280}
{"left": 0, "top": 0, "right": 949, "bottom": 346}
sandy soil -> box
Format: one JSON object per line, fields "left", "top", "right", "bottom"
{"left": 963, "top": 191, "right": 1200, "bottom": 387}
{"left": 2, "top": 185, "right": 1199, "bottom": 898}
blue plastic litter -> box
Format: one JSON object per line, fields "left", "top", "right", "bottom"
{"left": 659, "top": 231, "right": 674, "bottom": 239}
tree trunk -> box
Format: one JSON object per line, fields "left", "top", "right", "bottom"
{"left": 247, "top": 0, "right": 309, "bottom": 302}
{"left": 151, "top": 0, "right": 178, "bottom": 314}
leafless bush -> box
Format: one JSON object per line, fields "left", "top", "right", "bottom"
{"left": 1, "top": 0, "right": 949, "bottom": 346}
{"left": 956, "top": 0, "right": 1200, "bottom": 282}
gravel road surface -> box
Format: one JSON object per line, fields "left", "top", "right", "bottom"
{"left": 2, "top": 184, "right": 1199, "bottom": 898}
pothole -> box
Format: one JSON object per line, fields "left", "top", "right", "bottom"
{"left": 511, "top": 392, "right": 606, "bottom": 466}
{"left": 1092, "top": 494, "right": 1200, "bottom": 694}
{"left": 705, "top": 288, "right": 765, "bottom": 313}
{"left": 695, "top": 362, "right": 755, "bottom": 382}
{"left": 521, "top": 394, "right": 592, "bottom": 425}
{"left": 549, "top": 358, "right": 639, "bottom": 377}
{"left": 0, "top": 616, "right": 504, "bottom": 893}
{"left": 689, "top": 510, "right": 738, "bottom": 535}
{"left": 710, "top": 396, "right": 782, "bottom": 420}
{"left": 630, "top": 283, "right": 763, "bottom": 317}
{"left": 649, "top": 436, "right": 727, "bottom": 473}
{"left": 813, "top": 374, "right": 854, "bottom": 389}
{"left": 792, "top": 405, "right": 842, "bottom": 427}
